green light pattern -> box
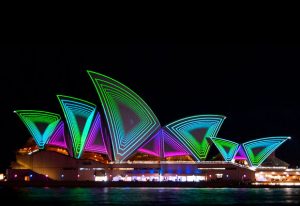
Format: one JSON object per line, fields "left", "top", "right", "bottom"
{"left": 57, "top": 95, "right": 96, "bottom": 159}
{"left": 242, "top": 136, "right": 290, "bottom": 167}
{"left": 87, "top": 70, "right": 160, "bottom": 162}
{"left": 14, "top": 110, "right": 61, "bottom": 149}
{"left": 210, "top": 137, "right": 239, "bottom": 161}
{"left": 165, "top": 115, "right": 226, "bottom": 161}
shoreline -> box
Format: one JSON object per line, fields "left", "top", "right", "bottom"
{"left": 1, "top": 181, "right": 300, "bottom": 188}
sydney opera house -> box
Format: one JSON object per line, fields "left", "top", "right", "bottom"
{"left": 7, "top": 70, "right": 297, "bottom": 184}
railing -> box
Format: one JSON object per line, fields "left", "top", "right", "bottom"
{"left": 160, "top": 161, "right": 196, "bottom": 164}
{"left": 108, "top": 160, "right": 251, "bottom": 169}
{"left": 285, "top": 168, "right": 300, "bottom": 172}
{"left": 257, "top": 166, "right": 287, "bottom": 170}
{"left": 253, "top": 182, "right": 300, "bottom": 186}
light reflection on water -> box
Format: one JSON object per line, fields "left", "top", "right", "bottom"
{"left": 0, "top": 187, "right": 300, "bottom": 205}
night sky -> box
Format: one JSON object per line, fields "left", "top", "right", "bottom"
{"left": 1, "top": 43, "right": 300, "bottom": 171}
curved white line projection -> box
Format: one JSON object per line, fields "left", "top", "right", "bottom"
{"left": 242, "top": 136, "right": 291, "bottom": 167}
{"left": 14, "top": 110, "right": 61, "bottom": 149}
{"left": 164, "top": 115, "right": 226, "bottom": 161}
{"left": 87, "top": 71, "right": 161, "bottom": 162}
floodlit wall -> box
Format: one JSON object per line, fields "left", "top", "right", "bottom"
{"left": 11, "top": 151, "right": 255, "bottom": 182}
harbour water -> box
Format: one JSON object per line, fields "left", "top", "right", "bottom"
{"left": 0, "top": 187, "right": 300, "bottom": 205}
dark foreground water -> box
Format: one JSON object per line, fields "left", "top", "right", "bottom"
{"left": 0, "top": 187, "right": 300, "bottom": 205}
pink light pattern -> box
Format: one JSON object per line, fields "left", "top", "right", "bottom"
{"left": 162, "top": 130, "right": 190, "bottom": 157}
{"left": 234, "top": 145, "right": 247, "bottom": 160}
{"left": 84, "top": 112, "right": 108, "bottom": 155}
{"left": 47, "top": 121, "right": 67, "bottom": 148}
{"left": 138, "top": 130, "right": 162, "bottom": 157}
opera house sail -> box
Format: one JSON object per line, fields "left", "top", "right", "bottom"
{"left": 10, "top": 70, "right": 292, "bottom": 183}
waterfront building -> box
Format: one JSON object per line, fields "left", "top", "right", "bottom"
{"left": 8, "top": 71, "right": 294, "bottom": 184}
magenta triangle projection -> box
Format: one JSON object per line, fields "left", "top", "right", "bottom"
{"left": 47, "top": 121, "right": 67, "bottom": 148}
{"left": 162, "top": 130, "right": 190, "bottom": 157}
{"left": 84, "top": 112, "right": 108, "bottom": 154}
{"left": 233, "top": 145, "right": 247, "bottom": 160}
{"left": 138, "top": 130, "right": 162, "bottom": 157}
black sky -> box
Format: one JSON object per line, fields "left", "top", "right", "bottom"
{"left": 1, "top": 43, "right": 300, "bottom": 171}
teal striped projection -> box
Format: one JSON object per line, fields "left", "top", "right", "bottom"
{"left": 87, "top": 71, "right": 160, "bottom": 162}
{"left": 14, "top": 110, "right": 61, "bottom": 149}
{"left": 210, "top": 137, "right": 239, "bottom": 161}
{"left": 242, "top": 136, "right": 291, "bottom": 167}
{"left": 57, "top": 95, "right": 96, "bottom": 159}
{"left": 165, "top": 115, "right": 226, "bottom": 161}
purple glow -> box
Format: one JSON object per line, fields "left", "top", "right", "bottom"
{"left": 138, "top": 130, "right": 161, "bottom": 157}
{"left": 47, "top": 121, "right": 67, "bottom": 148}
{"left": 164, "top": 151, "right": 189, "bottom": 157}
{"left": 234, "top": 145, "right": 247, "bottom": 160}
{"left": 84, "top": 112, "right": 108, "bottom": 154}
{"left": 138, "top": 149, "right": 160, "bottom": 157}
{"left": 162, "top": 130, "right": 190, "bottom": 157}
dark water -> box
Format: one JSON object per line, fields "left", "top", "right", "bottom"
{"left": 1, "top": 187, "right": 300, "bottom": 205}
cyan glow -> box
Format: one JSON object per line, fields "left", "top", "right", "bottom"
{"left": 242, "top": 136, "right": 290, "bottom": 167}
{"left": 47, "top": 121, "right": 67, "bottom": 149}
{"left": 165, "top": 115, "right": 226, "bottom": 161}
{"left": 210, "top": 137, "right": 239, "bottom": 161}
{"left": 87, "top": 70, "right": 160, "bottom": 162}
{"left": 14, "top": 110, "right": 61, "bottom": 149}
{"left": 57, "top": 95, "right": 96, "bottom": 159}
{"left": 84, "top": 112, "right": 108, "bottom": 155}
